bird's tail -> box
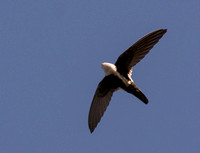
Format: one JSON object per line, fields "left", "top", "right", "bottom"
{"left": 125, "top": 83, "right": 149, "bottom": 104}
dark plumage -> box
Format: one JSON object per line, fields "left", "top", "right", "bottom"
{"left": 88, "top": 29, "right": 167, "bottom": 133}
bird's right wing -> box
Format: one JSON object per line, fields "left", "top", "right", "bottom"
{"left": 88, "top": 75, "right": 124, "bottom": 133}
{"left": 115, "top": 29, "right": 167, "bottom": 78}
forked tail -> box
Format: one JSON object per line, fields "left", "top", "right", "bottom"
{"left": 126, "top": 83, "right": 149, "bottom": 104}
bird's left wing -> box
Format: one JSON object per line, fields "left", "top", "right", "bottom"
{"left": 88, "top": 74, "right": 124, "bottom": 133}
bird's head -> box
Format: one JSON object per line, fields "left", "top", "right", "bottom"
{"left": 101, "top": 62, "right": 117, "bottom": 76}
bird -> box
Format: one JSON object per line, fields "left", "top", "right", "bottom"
{"left": 88, "top": 29, "right": 167, "bottom": 133}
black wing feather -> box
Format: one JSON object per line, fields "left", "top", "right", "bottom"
{"left": 88, "top": 74, "right": 125, "bottom": 133}
{"left": 115, "top": 29, "right": 167, "bottom": 79}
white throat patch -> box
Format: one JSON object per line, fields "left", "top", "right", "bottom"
{"left": 101, "top": 62, "right": 117, "bottom": 76}
{"left": 101, "top": 62, "right": 132, "bottom": 86}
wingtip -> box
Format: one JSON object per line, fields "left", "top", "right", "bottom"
{"left": 157, "top": 28, "right": 167, "bottom": 33}
{"left": 162, "top": 29, "right": 167, "bottom": 33}
{"left": 88, "top": 123, "right": 95, "bottom": 133}
{"left": 89, "top": 127, "right": 94, "bottom": 133}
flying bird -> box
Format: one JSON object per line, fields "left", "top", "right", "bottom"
{"left": 88, "top": 29, "right": 167, "bottom": 133}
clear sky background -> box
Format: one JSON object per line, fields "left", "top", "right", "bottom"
{"left": 0, "top": 0, "right": 200, "bottom": 153}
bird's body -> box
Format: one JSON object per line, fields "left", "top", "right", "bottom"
{"left": 88, "top": 29, "right": 167, "bottom": 133}
{"left": 101, "top": 62, "right": 131, "bottom": 86}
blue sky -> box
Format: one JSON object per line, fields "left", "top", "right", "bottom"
{"left": 0, "top": 0, "right": 200, "bottom": 153}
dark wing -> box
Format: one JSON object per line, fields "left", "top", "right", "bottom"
{"left": 115, "top": 29, "right": 167, "bottom": 78}
{"left": 88, "top": 74, "right": 125, "bottom": 133}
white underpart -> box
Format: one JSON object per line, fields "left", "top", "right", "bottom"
{"left": 101, "top": 62, "right": 133, "bottom": 86}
